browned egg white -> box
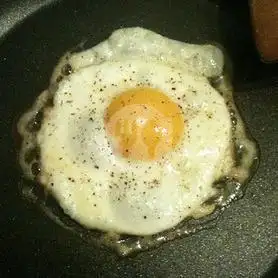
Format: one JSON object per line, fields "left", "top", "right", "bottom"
{"left": 17, "top": 28, "right": 259, "bottom": 256}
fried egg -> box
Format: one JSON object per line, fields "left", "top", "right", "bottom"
{"left": 18, "top": 28, "right": 258, "bottom": 245}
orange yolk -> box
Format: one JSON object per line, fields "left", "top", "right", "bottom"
{"left": 104, "top": 87, "right": 185, "bottom": 161}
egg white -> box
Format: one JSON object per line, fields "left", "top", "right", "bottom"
{"left": 51, "top": 27, "right": 224, "bottom": 84}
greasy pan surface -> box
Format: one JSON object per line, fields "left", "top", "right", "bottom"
{"left": 0, "top": 0, "right": 277, "bottom": 277}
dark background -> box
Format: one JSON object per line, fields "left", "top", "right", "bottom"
{"left": 0, "top": 0, "right": 277, "bottom": 277}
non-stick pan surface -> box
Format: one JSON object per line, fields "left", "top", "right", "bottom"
{"left": 0, "top": 0, "right": 277, "bottom": 277}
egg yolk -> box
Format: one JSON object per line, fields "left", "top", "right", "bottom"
{"left": 105, "top": 87, "right": 185, "bottom": 161}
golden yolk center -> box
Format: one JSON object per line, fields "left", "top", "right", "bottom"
{"left": 104, "top": 87, "right": 185, "bottom": 161}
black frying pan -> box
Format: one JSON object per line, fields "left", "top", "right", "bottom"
{"left": 0, "top": 0, "right": 278, "bottom": 277}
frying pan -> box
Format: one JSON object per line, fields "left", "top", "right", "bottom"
{"left": 0, "top": 0, "right": 277, "bottom": 277}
